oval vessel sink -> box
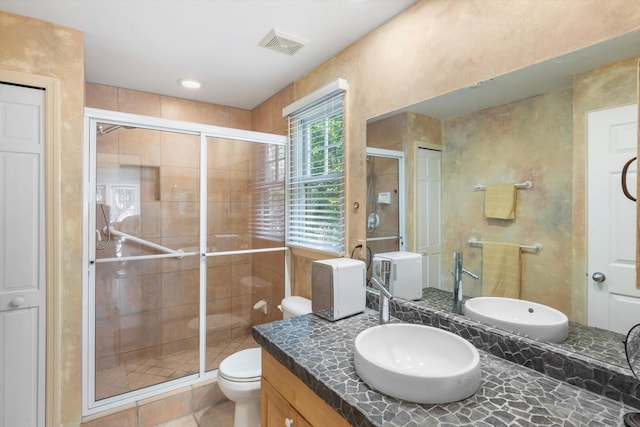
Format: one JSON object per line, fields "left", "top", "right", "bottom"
{"left": 464, "top": 297, "right": 569, "bottom": 343}
{"left": 354, "top": 323, "right": 481, "bottom": 404}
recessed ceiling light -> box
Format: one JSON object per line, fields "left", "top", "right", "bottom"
{"left": 178, "top": 78, "right": 202, "bottom": 89}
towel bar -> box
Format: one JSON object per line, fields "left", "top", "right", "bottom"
{"left": 468, "top": 237, "right": 542, "bottom": 252}
{"left": 474, "top": 181, "right": 532, "bottom": 191}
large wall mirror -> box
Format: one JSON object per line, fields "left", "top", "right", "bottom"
{"left": 366, "top": 30, "right": 640, "bottom": 369}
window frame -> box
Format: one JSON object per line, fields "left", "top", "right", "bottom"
{"left": 285, "top": 83, "right": 347, "bottom": 255}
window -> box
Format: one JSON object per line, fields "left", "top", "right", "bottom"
{"left": 286, "top": 84, "right": 346, "bottom": 254}
{"left": 253, "top": 143, "right": 286, "bottom": 241}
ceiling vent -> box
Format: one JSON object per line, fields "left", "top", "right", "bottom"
{"left": 259, "top": 29, "right": 308, "bottom": 56}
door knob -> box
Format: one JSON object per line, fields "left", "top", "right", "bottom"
{"left": 592, "top": 272, "right": 606, "bottom": 283}
{"left": 285, "top": 418, "right": 294, "bottom": 427}
{"left": 10, "top": 297, "right": 25, "bottom": 307}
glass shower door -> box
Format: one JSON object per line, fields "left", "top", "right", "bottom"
{"left": 365, "top": 148, "right": 405, "bottom": 266}
{"left": 92, "top": 124, "right": 202, "bottom": 401}
{"left": 94, "top": 123, "right": 200, "bottom": 400}
{"left": 204, "top": 137, "right": 285, "bottom": 372}
{"left": 85, "top": 112, "right": 288, "bottom": 412}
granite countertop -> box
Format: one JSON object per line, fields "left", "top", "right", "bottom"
{"left": 253, "top": 310, "right": 635, "bottom": 427}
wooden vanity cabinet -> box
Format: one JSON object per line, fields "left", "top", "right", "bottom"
{"left": 262, "top": 379, "right": 312, "bottom": 427}
{"left": 261, "top": 350, "right": 351, "bottom": 427}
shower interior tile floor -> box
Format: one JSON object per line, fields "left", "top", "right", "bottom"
{"left": 96, "top": 334, "right": 258, "bottom": 400}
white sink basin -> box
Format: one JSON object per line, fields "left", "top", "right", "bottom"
{"left": 354, "top": 323, "right": 481, "bottom": 404}
{"left": 464, "top": 297, "right": 569, "bottom": 343}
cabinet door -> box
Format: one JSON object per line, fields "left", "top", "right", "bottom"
{"left": 262, "top": 379, "right": 312, "bottom": 427}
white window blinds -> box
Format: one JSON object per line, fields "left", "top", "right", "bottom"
{"left": 252, "top": 143, "right": 285, "bottom": 241}
{"left": 286, "top": 86, "right": 346, "bottom": 254}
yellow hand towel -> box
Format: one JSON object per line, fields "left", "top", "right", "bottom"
{"left": 482, "top": 241, "right": 522, "bottom": 298}
{"left": 485, "top": 183, "right": 517, "bottom": 219}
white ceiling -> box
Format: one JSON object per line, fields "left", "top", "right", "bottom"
{"left": 0, "top": 0, "right": 417, "bottom": 109}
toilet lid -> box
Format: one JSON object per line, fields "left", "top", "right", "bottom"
{"left": 219, "top": 347, "right": 261, "bottom": 382}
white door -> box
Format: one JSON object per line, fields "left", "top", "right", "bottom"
{"left": 417, "top": 148, "right": 441, "bottom": 289}
{"left": 587, "top": 104, "right": 639, "bottom": 335}
{"left": 0, "top": 83, "right": 45, "bottom": 427}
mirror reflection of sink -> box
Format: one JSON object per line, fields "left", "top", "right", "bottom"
{"left": 464, "top": 297, "right": 569, "bottom": 343}
{"left": 354, "top": 323, "right": 481, "bottom": 404}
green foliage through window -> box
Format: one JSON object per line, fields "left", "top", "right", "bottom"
{"left": 287, "top": 92, "right": 345, "bottom": 254}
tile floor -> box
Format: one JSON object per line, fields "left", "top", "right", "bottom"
{"left": 96, "top": 334, "right": 258, "bottom": 400}
{"left": 156, "top": 401, "right": 235, "bottom": 427}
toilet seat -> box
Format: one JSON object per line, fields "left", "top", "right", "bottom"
{"left": 218, "top": 347, "right": 261, "bottom": 382}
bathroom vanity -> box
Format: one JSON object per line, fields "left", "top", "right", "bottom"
{"left": 261, "top": 349, "right": 349, "bottom": 427}
{"left": 254, "top": 310, "right": 635, "bottom": 426}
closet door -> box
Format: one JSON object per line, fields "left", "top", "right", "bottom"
{"left": 0, "top": 82, "right": 45, "bottom": 427}
{"left": 417, "top": 148, "right": 442, "bottom": 289}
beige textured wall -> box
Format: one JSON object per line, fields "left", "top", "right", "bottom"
{"left": 442, "top": 88, "right": 574, "bottom": 314}
{"left": 0, "top": 10, "right": 85, "bottom": 426}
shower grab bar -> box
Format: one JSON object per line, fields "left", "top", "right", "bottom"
{"left": 365, "top": 236, "right": 400, "bottom": 242}
{"left": 94, "top": 245, "right": 288, "bottom": 264}
{"left": 468, "top": 237, "right": 542, "bottom": 252}
{"left": 94, "top": 251, "right": 199, "bottom": 264}
{"left": 104, "top": 225, "right": 185, "bottom": 258}
{"left": 474, "top": 181, "right": 532, "bottom": 191}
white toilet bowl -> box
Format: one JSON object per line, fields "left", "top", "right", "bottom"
{"left": 218, "top": 347, "right": 262, "bottom": 427}
{"left": 219, "top": 298, "right": 311, "bottom": 426}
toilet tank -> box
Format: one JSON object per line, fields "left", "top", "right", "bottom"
{"left": 280, "top": 296, "right": 312, "bottom": 319}
{"left": 372, "top": 251, "right": 422, "bottom": 300}
{"left": 311, "top": 258, "right": 366, "bottom": 321}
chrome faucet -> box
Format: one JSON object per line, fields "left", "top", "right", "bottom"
{"left": 370, "top": 260, "right": 393, "bottom": 324}
{"left": 452, "top": 251, "right": 478, "bottom": 315}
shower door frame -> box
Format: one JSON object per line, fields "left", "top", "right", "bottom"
{"left": 365, "top": 147, "right": 406, "bottom": 252}
{"left": 82, "top": 108, "right": 288, "bottom": 415}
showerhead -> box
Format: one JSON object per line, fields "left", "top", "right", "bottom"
{"left": 97, "top": 124, "right": 135, "bottom": 137}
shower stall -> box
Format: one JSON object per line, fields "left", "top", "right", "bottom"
{"left": 83, "top": 109, "right": 287, "bottom": 413}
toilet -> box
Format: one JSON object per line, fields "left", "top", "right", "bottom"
{"left": 218, "top": 296, "right": 312, "bottom": 427}
{"left": 218, "top": 347, "right": 262, "bottom": 427}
